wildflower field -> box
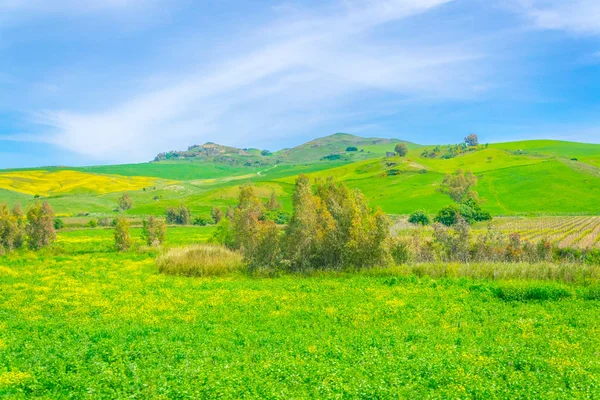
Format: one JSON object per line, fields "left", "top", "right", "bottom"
{"left": 1, "top": 228, "right": 600, "bottom": 398}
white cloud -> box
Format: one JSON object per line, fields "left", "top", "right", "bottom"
{"left": 516, "top": 0, "right": 600, "bottom": 35}
{"left": 4, "top": 0, "right": 495, "bottom": 162}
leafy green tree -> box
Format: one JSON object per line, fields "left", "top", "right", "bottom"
{"left": 394, "top": 143, "right": 408, "bottom": 157}
{"left": 440, "top": 169, "right": 477, "bottom": 203}
{"left": 284, "top": 175, "right": 390, "bottom": 271}
{"left": 346, "top": 146, "right": 358, "bottom": 152}
{"left": 211, "top": 206, "right": 224, "bottom": 224}
{"left": 53, "top": 218, "right": 65, "bottom": 230}
{"left": 25, "top": 201, "right": 56, "bottom": 250}
{"left": 114, "top": 217, "right": 133, "bottom": 251}
{"left": 142, "top": 215, "right": 166, "bottom": 246}
{"left": 266, "top": 191, "right": 281, "bottom": 211}
{"left": 465, "top": 134, "right": 479, "bottom": 146}
{"left": 165, "top": 204, "right": 191, "bottom": 225}
{"left": 408, "top": 210, "right": 431, "bottom": 226}
{"left": 0, "top": 203, "right": 25, "bottom": 252}
{"left": 118, "top": 193, "right": 133, "bottom": 211}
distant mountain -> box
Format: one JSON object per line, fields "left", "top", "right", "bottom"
{"left": 153, "top": 133, "right": 414, "bottom": 165}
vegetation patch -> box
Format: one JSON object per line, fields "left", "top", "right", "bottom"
{"left": 157, "top": 244, "right": 243, "bottom": 277}
{"left": 494, "top": 282, "right": 573, "bottom": 302}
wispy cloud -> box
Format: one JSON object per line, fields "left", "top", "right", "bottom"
{"left": 5, "top": 0, "right": 494, "bottom": 162}
{"left": 516, "top": 0, "right": 600, "bottom": 35}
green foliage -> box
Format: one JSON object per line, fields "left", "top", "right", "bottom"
{"left": 53, "top": 217, "right": 64, "bottom": 230}
{"left": 284, "top": 175, "right": 390, "bottom": 271}
{"left": 266, "top": 191, "right": 281, "bottom": 211}
{"left": 394, "top": 142, "right": 408, "bottom": 157}
{"left": 211, "top": 219, "right": 235, "bottom": 248}
{"left": 261, "top": 149, "right": 272, "bottom": 156}
{"left": 321, "top": 154, "right": 342, "bottom": 161}
{"left": 165, "top": 204, "right": 191, "bottom": 225}
{"left": 141, "top": 215, "right": 166, "bottom": 246}
{"left": 494, "top": 282, "right": 572, "bottom": 302}
{"left": 346, "top": 146, "right": 358, "bottom": 152}
{"left": 434, "top": 199, "right": 491, "bottom": 226}
{"left": 114, "top": 217, "right": 132, "bottom": 252}
{"left": 465, "top": 133, "right": 479, "bottom": 146}
{"left": 192, "top": 215, "right": 212, "bottom": 226}
{"left": 117, "top": 193, "right": 133, "bottom": 211}
{"left": 265, "top": 210, "right": 291, "bottom": 225}
{"left": 440, "top": 169, "right": 477, "bottom": 203}
{"left": 85, "top": 219, "right": 98, "bottom": 228}
{"left": 210, "top": 206, "right": 224, "bottom": 224}
{"left": 0, "top": 203, "right": 25, "bottom": 251}
{"left": 25, "top": 201, "right": 56, "bottom": 250}
{"left": 408, "top": 210, "right": 431, "bottom": 226}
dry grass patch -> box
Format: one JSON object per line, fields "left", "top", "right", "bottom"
{"left": 157, "top": 244, "right": 243, "bottom": 277}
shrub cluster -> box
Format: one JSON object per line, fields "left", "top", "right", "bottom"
{"left": 0, "top": 201, "right": 55, "bottom": 253}
{"left": 390, "top": 219, "right": 598, "bottom": 265}
{"left": 213, "top": 176, "right": 390, "bottom": 272}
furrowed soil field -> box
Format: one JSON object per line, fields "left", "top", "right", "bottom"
{"left": 2, "top": 228, "right": 600, "bottom": 398}
{"left": 393, "top": 216, "right": 600, "bottom": 249}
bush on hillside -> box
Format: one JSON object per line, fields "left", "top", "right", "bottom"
{"left": 53, "top": 218, "right": 65, "bottom": 230}
{"left": 165, "top": 204, "right": 191, "bottom": 225}
{"left": 26, "top": 201, "right": 56, "bottom": 250}
{"left": 118, "top": 193, "right": 133, "bottom": 211}
{"left": 142, "top": 215, "right": 166, "bottom": 246}
{"left": 211, "top": 206, "right": 224, "bottom": 224}
{"left": 283, "top": 175, "right": 390, "bottom": 271}
{"left": 408, "top": 210, "right": 431, "bottom": 226}
{"left": 394, "top": 143, "right": 408, "bottom": 157}
{"left": 157, "top": 245, "right": 243, "bottom": 277}
{"left": 114, "top": 217, "right": 133, "bottom": 252}
{"left": 0, "top": 203, "right": 25, "bottom": 252}
{"left": 346, "top": 146, "right": 358, "bottom": 152}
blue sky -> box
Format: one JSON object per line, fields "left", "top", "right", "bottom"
{"left": 1, "top": 0, "right": 600, "bottom": 168}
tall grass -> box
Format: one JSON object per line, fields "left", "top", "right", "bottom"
{"left": 157, "top": 244, "right": 243, "bottom": 277}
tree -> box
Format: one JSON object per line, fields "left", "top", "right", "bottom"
{"left": 25, "top": 201, "right": 56, "bottom": 250}
{"left": 0, "top": 203, "right": 25, "bottom": 252}
{"left": 408, "top": 210, "right": 431, "bottom": 226}
{"left": 261, "top": 149, "right": 272, "bottom": 156}
{"left": 141, "top": 215, "right": 166, "bottom": 246}
{"left": 266, "top": 191, "right": 281, "bottom": 211}
{"left": 283, "top": 175, "right": 390, "bottom": 271}
{"left": 346, "top": 146, "right": 358, "bottom": 152}
{"left": 440, "top": 169, "right": 477, "bottom": 203}
{"left": 465, "top": 134, "right": 479, "bottom": 147}
{"left": 394, "top": 143, "right": 408, "bottom": 157}
{"left": 211, "top": 206, "right": 224, "bottom": 224}
{"left": 165, "top": 204, "right": 191, "bottom": 225}
{"left": 114, "top": 217, "right": 132, "bottom": 251}
{"left": 118, "top": 193, "right": 133, "bottom": 211}
{"left": 53, "top": 218, "right": 65, "bottom": 230}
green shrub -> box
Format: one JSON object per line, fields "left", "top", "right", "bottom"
{"left": 165, "top": 204, "right": 191, "bottom": 225}
{"left": 193, "top": 216, "right": 211, "bottom": 226}
{"left": 346, "top": 146, "right": 358, "bottom": 152}
{"left": 114, "top": 217, "right": 133, "bottom": 252}
{"left": 494, "top": 282, "right": 572, "bottom": 302}
{"left": 142, "top": 215, "right": 166, "bottom": 246}
{"left": 408, "top": 210, "right": 430, "bottom": 226}
{"left": 86, "top": 219, "right": 98, "bottom": 228}
{"left": 157, "top": 245, "right": 243, "bottom": 277}
{"left": 26, "top": 201, "right": 56, "bottom": 250}
{"left": 0, "top": 204, "right": 25, "bottom": 251}
{"left": 118, "top": 193, "right": 133, "bottom": 211}
{"left": 53, "top": 218, "right": 65, "bottom": 230}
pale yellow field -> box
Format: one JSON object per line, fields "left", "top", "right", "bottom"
{"left": 0, "top": 170, "right": 163, "bottom": 196}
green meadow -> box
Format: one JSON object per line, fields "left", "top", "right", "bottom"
{"left": 2, "top": 227, "right": 600, "bottom": 398}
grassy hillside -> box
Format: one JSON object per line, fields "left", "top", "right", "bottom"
{"left": 0, "top": 136, "right": 598, "bottom": 217}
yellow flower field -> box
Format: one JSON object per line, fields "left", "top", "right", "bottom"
{"left": 0, "top": 170, "right": 164, "bottom": 196}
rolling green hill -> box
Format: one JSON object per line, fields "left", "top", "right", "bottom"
{"left": 0, "top": 135, "right": 598, "bottom": 217}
